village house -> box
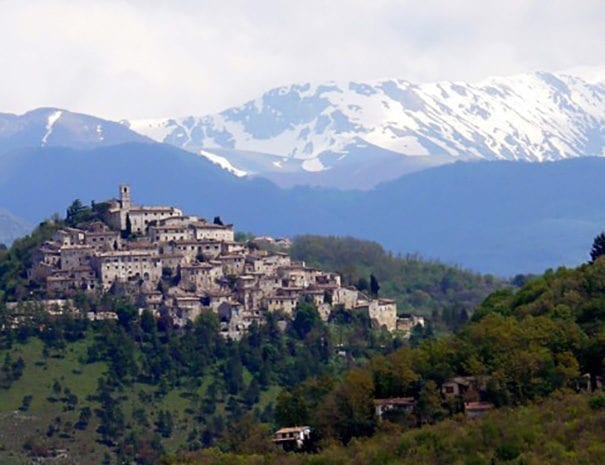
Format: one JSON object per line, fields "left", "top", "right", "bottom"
{"left": 272, "top": 426, "right": 311, "bottom": 451}
{"left": 91, "top": 247, "right": 162, "bottom": 290}
{"left": 84, "top": 221, "right": 121, "bottom": 251}
{"left": 442, "top": 376, "right": 489, "bottom": 402}
{"left": 374, "top": 397, "right": 416, "bottom": 420}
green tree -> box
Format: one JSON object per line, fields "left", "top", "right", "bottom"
{"left": 414, "top": 380, "right": 445, "bottom": 425}
{"left": 66, "top": 199, "right": 89, "bottom": 226}
{"left": 19, "top": 395, "right": 33, "bottom": 412}
{"left": 292, "top": 302, "right": 321, "bottom": 339}
{"left": 370, "top": 274, "right": 380, "bottom": 297}
{"left": 590, "top": 231, "right": 605, "bottom": 262}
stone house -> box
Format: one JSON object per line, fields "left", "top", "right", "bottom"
{"left": 84, "top": 221, "right": 121, "bottom": 251}
{"left": 180, "top": 262, "right": 223, "bottom": 293}
{"left": 218, "top": 254, "right": 245, "bottom": 276}
{"left": 60, "top": 245, "right": 94, "bottom": 270}
{"left": 264, "top": 295, "right": 298, "bottom": 316}
{"left": 148, "top": 224, "right": 191, "bottom": 243}
{"left": 442, "top": 376, "right": 488, "bottom": 402}
{"left": 374, "top": 397, "right": 416, "bottom": 420}
{"left": 191, "top": 222, "right": 234, "bottom": 242}
{"left": 30, "top": 244, "right": 61, "bottom": 280}
{"left": 272, "top": 426, "right": 311, "bottom": 451}
{"left": 91, "top": 248, "right": 161, "bottom": 290}
{"left": 53, "top": 227, "right": 85, "bottom": 247}
{"left": 47, "top": 267, "right": 98, "bottom": 296}
{"left": 368, "top": 298, "right": 398, "bottom": 331}
{"left": 301, "top": 288, "right": 326, "bottom": 308}
{"left": 332, "top": 287, "right": 360, "bottom": 309}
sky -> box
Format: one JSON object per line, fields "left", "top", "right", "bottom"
{"left": 0, "top": 0, "right": 603, "bottom": 120}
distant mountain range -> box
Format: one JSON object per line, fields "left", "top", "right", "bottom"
{"left": 1, "top": 67, "right": 604, "bottom": 189}
{"left": 1, "top": 140, "right": 604, "bottom": 276}
{"left": 125, "top": 67, "right": 605, "bottom": 188}
{"left": 0, "top": 107, "right": 150, "bottom": 154}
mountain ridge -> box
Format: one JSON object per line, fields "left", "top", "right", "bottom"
{"left": 125, "top": 68, "right": 605, "bottom": 188}
{"left": 0, "top": 107, "right": 151, "bottom": 155}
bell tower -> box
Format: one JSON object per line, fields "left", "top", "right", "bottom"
{"left": 119, "top": 184, "right": 131, "bottom": 210}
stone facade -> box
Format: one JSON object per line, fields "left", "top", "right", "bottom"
{"left": 91, "top": 248, "right": 162, "bottom": 290}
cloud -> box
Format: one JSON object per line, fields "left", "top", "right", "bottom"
{"left": 0, "top": 0, "right": 603, "bottom": 119}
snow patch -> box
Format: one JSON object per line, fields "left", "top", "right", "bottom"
{"left": 199, "top": 150, "right": 248, "bottom": 177}
{"left": 96, "top": 124, "right": 104, "bottom": 141}
{"left": 302, "top": 157, "right": 327, "bottom": 172}
{"left": 41, "top": 110, "right": 63, "bottom": 146}
{"left": 127, "top": 118, "right": 174, "bottom": 142}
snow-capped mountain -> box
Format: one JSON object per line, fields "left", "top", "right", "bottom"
{"left": 0, "top": 108, "right": 151, "bottom": 154}
{"left": 126, "top": 68, "right": 605, "bottom": 188}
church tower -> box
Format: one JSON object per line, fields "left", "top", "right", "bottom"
{"left": 119, "top": 184, "right": 131, "bottom": 210}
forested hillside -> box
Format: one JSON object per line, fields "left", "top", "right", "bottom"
{"left": 162, "top": 392, "right": 605, "bottom": 465}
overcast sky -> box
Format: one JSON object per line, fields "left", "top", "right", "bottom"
{"left": 1, "top": 0, "right": 603, "bottom": 120}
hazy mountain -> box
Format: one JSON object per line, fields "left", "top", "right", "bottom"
{"left": 0, "top": 208, "right": 31, "bottom": 246}
{"left": 0, "top": 142, "right": 353, "bottom": 238}
{"left": 1, "top": 141, "right": 604, "bottom": 275}
{"left": 0, "top": 107, "right": 151, "bottom": 154}
{"left": 127, "top": 68, "right": 605, "bottom": 188}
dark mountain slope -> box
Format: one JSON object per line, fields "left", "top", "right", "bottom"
{"left": 0, "top": 208, "right": 31, "bottom": 246}
{"left": 357, "top": 158, "right": 605, "bottom": 274}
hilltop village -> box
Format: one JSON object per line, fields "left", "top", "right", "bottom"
{"left": 27, "top": 185, "right": 423, "bottom": 338}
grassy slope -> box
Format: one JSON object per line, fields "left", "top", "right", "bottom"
{"left": 0, "top": 337, "right": 281, "bottom": 464}
{"left": 0, "top": 337, "right": 106, "bottom": 464}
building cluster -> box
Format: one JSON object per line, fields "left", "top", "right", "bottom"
{"left": 273, "top": 375, "right": 494, "bottom": 451}
{"left": 28, "top": 185, "right": 422, "bottom": 338}
{"left": 372, "top": 376, "right": 495, "bottom": 424}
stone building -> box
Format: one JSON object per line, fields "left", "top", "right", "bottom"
{"left": 91, "top": 247, "right": 161, "bottom": 290}
{"left": 104, "top": 184, "right": 182, "bottom": 233}
{"left": 60, "top": 245, "right": 94, "bottom": 270}
{"left": 84, "top": 221, "right": 121, "bottom": 251}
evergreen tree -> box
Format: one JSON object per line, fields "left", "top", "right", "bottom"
{"left": 590, "top": 231, "right": 605, "bottom": 262}
{"left": 370, "top": 274, "right": 380, "bottom": 297}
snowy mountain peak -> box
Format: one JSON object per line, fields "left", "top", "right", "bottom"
{"left": 126, "top": 67, "right": 605, "bottom": 188}
{"left": 0, "top": 108, "right": 151, "bottom": 153}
